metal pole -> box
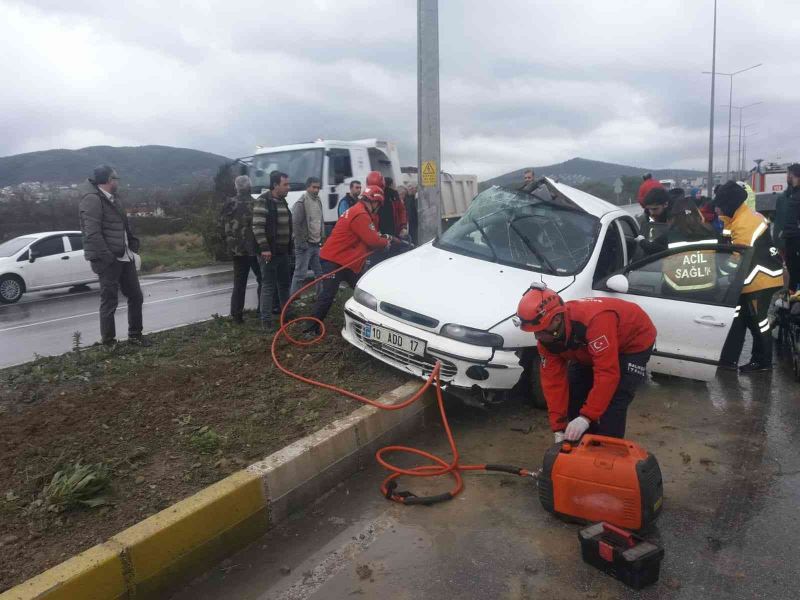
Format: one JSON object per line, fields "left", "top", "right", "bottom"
{"left": 706, "top": 0, "right": 717, "bottom": 198}
{"left": 417, "top": 0, "right": 442, "bottom": 244}
{"left": 736, "top": 108, "right": 743, "bottom": 180}
{"left": 726, "top": 76, "right": 733, "bottom": 181}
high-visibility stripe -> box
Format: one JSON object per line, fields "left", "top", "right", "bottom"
{"left": 759, "top": 323, "right": 770, "bottom": 333}
{"left": 667, "top": 239, "right": 719, "bottom": 249}
{"left": 750, "top": 221, "right": 768, "bottom": 246}
{"left": 663, "top": 276, "right": 716, "bottom": 291}
{"left": 722, "top": 229, "right": 732, "bottom": 236}
{"left": 758, "top": 317, "right": 769, "bottom": 327}
{"left": 743, "top": 265, "right": 784, "bottom": 285}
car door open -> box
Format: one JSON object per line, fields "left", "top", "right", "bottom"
{"left": 594, "top": 243, "right": 753, "bottom": 381}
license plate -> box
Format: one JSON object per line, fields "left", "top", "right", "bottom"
{"left": 363, "top": 323, "right": 426, "bottom": 356}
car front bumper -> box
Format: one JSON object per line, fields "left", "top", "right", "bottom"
{"left": 342, "top": 299, "right": 524, "bottom": 390}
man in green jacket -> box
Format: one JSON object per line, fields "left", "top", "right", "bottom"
{"left": 252, "top": 171, "right": 293, "bottom": 331}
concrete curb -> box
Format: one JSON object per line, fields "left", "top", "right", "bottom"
{"left": 1, "top": 381, "right": 434, "bottom": 600}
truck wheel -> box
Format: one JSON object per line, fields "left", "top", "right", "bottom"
{"left": 0, "top": 275, "right": 24, "bottom": 304}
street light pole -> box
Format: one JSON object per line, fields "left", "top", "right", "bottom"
{"left": 706, "top": 0, "right": 717, "bottom": 198}
{"left": 417, "top": 0, "right": 442, "bottom": 244}
{"left": 702, "top": 63, "right": 761, "bottom": 183}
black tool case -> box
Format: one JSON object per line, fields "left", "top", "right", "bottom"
{"left": 578, "top": 522, "right": 664, "bottom": 590}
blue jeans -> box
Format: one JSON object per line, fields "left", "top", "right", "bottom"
{"left": 290, "top": 244, "right": 323, "bottom": 297}
{"left": 259, "top": 254, "right": 291, "bottom": 325}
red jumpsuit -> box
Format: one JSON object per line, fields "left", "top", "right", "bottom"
{"left": 538, "top": 298, "right": 656, "bottom": 437}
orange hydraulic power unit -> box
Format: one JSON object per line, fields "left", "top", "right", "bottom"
{"left": 537, "top": 435, "right": 663, "bottom": 531}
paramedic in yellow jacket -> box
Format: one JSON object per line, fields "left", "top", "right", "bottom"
{"left": 715, "top": 181, "right": 784, "bottom": 373}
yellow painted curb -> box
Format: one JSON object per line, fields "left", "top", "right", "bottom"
{"left": 0, "top": 543, "right": 126, "bottom": 600}
{"left": 111, "top": 469, "right": 268, "bottom": 597}
{"left": 1, "top": 470, "right": 268, "bottom": 600}
{"left": 2, "top": 381, "right": 429, "bottom": 599}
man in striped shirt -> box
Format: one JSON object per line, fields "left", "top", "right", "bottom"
{"left": 252, "top": 171, "right": 293, "bottom": 331}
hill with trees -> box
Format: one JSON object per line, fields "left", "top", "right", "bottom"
{"left": 0, "top": 145, "right": 231, "bottom": 187}
{"left": 480, "top": 157, "right": 705, "bottom": 189}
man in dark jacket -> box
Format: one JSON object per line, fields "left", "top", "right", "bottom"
{"left": 78, "top": 165, "right": 147, "bottom": 347}
{"left": 252, "top": 171, "right": 293, "bottom": 331}
{"left": 223, "top": 175, "right": 261, "bottom": 323}
{"left": 337, "top": 180, "right": 361, "bottom": 218}
{"left": 779, "top": 164, "right": 800, "bottom": 292}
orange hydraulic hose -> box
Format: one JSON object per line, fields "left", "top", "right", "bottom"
{"left": 270, "top": 251, "right": 533, "bottom": 505}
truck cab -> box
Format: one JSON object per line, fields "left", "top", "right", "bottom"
{"left": 241, "top": 139, "right": 402, "bottom": 228}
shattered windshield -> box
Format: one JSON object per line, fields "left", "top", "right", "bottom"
{"left": 436, "top": 185, "right": 600, "bottom": 275}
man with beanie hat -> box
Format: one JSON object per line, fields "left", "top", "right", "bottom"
{"left": 637, "top": 187, "right": 670, "bottom": 252}
{"left": 715, "top": 180, "right": 783, "bottom": 372}
{"left": 79, "top": 165, "right": 147, "bottom": 347}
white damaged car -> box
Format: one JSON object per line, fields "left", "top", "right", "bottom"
{"left": 342, "top": 179, "right": 753, "bottom": 404}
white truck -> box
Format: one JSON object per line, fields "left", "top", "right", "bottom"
{"left": 240, "top": 139, "right": 476, "bottom": 228}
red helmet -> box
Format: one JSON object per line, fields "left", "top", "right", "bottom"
{"left": 366, "top": 171, "right": 385, "bottom": 190}
{"left": 516, "top": 283, "right": 566, "bottom": 332}
{"left": 362, "top": 185, "right": 385, "bottom": 205}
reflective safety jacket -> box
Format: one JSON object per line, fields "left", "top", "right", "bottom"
{"left": 662, "top": 232, "right": 720, "bottom": 292}
{"left": 720, "top": 204, "right": 783, "bottom": 295}
{"left": 538, "top": 298, "right": 657, "bottom": 432}
{"left": 320, "top": 201, "right": 389, "bottom": 273}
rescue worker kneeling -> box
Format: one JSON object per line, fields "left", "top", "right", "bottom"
{"left": 516, "top": 284, "right": 657, "bottom": 443}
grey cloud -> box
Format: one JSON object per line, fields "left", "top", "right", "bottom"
{"left": 1, "top": 0, "right": 798, "bottom": 179}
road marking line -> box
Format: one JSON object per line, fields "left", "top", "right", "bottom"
{"left": 0, "top": 268, "right": 233, "bottom": 310}
{"left": 0, "top": 284, "right": 256, "bottom": 333}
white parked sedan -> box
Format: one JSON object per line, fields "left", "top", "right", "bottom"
{"left": 342, "top": 179, "right": 752, "bottom": 404}
{"left": 0, "top": 231, "right": 141, "bottom": 304}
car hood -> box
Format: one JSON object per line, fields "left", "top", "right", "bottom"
{"left": 357, "top": 242, "right": 574, "bottom": 331}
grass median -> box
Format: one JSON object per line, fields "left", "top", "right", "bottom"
{"left": 138, "top": 232, "right": 218, "bottom": 274}
{"left": 0, "top": 295, "right": 411, "bottom": 592}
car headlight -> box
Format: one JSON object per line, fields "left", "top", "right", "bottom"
{"left": 353, "top": 287, "right": 378, "bottom": 311}
{"left": 440, "top": 323, "right": 504, "bottom": 347}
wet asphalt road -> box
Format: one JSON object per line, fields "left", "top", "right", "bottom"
{"left": 0, "top": 265, "right": 258, "bottom": 368}
{"left": 173, "top": 351, "right": 800, "bottom": 600}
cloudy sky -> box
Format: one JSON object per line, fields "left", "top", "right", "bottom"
{"left": 1, "top": 0, "right": 797, "bottom": 179}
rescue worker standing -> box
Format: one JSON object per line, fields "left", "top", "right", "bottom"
{"left": 715, "top": 181, "right": 784, "bottom": 372}
{"left": 516, "top": 285, "right": 656, "bottom": 442}
{"left": 305, "top": 185, "right": 392, "bottom": 335}
{"left": 638, "top": 188, "right": 671, "bottom": 252}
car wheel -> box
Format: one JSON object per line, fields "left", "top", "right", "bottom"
{"left": 528, "top": 351, "right": 547, "bottom": 409}
{"left": 0, "top": 275, "right": 24, "bottom": 304}
{"left": 514, "top": 348, "right": 546, "bottom": 409}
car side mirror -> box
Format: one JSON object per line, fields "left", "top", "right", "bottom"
{"left": 605, "top": 274, "right": 629, "bottom": 293}
{"left": 28, "top": 250, "right": 39, "bottom": 263}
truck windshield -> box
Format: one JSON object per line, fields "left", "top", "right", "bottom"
{"left": 0, "top": 236, "right": 36, "bottom": 257}
{"left": 248, "top": 149, "right": 324, "bottom": 192}
{"left": 435, "top": 186, "right": 600, "bottom": 275}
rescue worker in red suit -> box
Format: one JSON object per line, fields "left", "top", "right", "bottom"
{"left": 305, "top": 184, "right": 394, "bottom": 335}
{"left": 516, "top": 284, "right": 657, "bottom": 442}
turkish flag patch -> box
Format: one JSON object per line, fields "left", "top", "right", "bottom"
{"left": 589, "top": 335, "right": 609, "bottom": 353}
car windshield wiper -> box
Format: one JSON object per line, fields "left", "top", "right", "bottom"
{"left": 470, "top": 216, "right": 499, "bottom": 262}
{"left": 508, "top": 218, "right": 557, "bottom": 274}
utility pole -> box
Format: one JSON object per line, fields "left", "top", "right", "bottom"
{"left": 417, "top": 0, "right": 442, "bottom": 244}
{"left": 706, "top": 0, "right": 717, "bottom": 198}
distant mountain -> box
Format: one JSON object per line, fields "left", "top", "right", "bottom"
{"left": 480, "top": 157, "right": 706, "bottom": 190}
{"left": 0, "top": 145, "right": 231, "bottom": 188}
